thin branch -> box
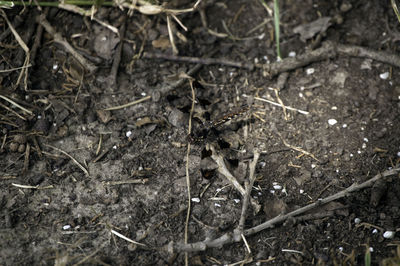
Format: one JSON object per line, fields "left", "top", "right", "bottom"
{"left": 238, "top": 151, "right": 260, "bottom": 231}
{"left": 37, "top": 13, "right": 98, "bottom": 73}
{"left": 209, "top": 144, "right": 261, "bottom": 212}
{"left": 143, "top": 52, "right": 254, "bottom": 70}
{"left": 165, "top": 167, "right": 400, "bottom": 253}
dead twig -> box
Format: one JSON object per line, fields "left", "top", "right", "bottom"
{"left": 37, "top": 13, "right": 98, "bottom": 73}
{"left": 165, "top": 167, "right": 400, "bottom": 253}
{"left": 261, "top": 41, "right": 400, "bottom": 77}
{"left": 337, "top": 43, "right": 400, "bottom": 69}
{"left": 107, "top": 14, "right": 127, "bottom": 89}
{"left": 209, "top": 144, "right": 261, "bottom": 212}
{"left": 30, "top": 7, "right": 48, "bottom": 65}
{"left": 143, "top": 52, "right": 254, "bottom": 70}
{"left": 159, "top": 48, "right": 219, "bottom": 95}
{"left": 238, "top": 151, "right": 260, "bottom": 232}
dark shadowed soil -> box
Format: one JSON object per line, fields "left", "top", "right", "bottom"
{"left": 1, "top": 0, "right": 400, "bottom": 265}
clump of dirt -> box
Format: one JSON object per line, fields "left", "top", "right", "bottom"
{"left": 1, "top": 0, "right": 400, "bottom": 265}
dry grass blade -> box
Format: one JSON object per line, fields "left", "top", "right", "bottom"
{"left": 0, "top": 95, "right": 33, "bottom": 115}
{"left": 0, "top": 64, "right": 32, "bottom": 73}
{"left": 103, "top": 95, "right": 151, "bottom": 111}
{"left": 45, "top": 144, "right": 89, "bottom": 176}
{"left": 110, "top": 229, "right": 146, "bottom": 246}
{"left": 244, "top": 95, "right": 309, "bottom": 115}
{"left": 0, "top": 9, "right": 30, "bottom": 89}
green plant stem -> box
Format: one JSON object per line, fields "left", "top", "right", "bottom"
{"left": 273, "top": 0, "right": 281, "bottom": 61}
{"left": 0, "top": 0, "right": 114, "bottom": 7}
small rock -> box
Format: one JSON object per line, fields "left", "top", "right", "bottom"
{"left": 168, "top": 109, "right": 187, "bottom": 128}
{"left": 9, "top": 142, "right": 18, "bottom": 152}
{"left": 13, "top": 134, "right": 27, "bottom": 144}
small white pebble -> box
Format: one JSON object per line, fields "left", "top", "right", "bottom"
{"left": 331, "top": 106, "right": 338, "bottom": 110}
{"left": 379, "top": 72, "right": 389, "bottom": 80}
{"left": 112, "top": 145, "right": 117, "bottom": 149}
{"left": 258, "top": 192, "right": 262, "bottom": 196}
{"left": 338, "top": 247, "right": 343, "bottom": 252}
{"left": 372, "top": 229, "right": 378, "bottom": 234}
{"left": 101, "top": 36, "right": 107, "bottom": 41}
{"left": 357, "top": 150, "right": 362, "bottom": 154}
{"left": 138, "top": 166, "right": 143, "bottom": 171}
{"left": 52, "top": 64, "right": 58, "bottom": 70}
{"left": 299, "top": 92, "right": 304, "bottom": 98}
{"left": 361, "top": 127, "right": 365, "bottom": 131}
{"left": 397, "top": 151, "right": 400, "bottom": 157}
{"left": 288, "top": 51, "right": 296, "bottom": 57}
{"left": 141, "top": 92, "right": 146, "bottom": 96}
{"left": 214, "top": 203, "right": 221, "bottom": 208}
{"left": 362, "top": 143, "right": 367, "bottom": 149}
{"left": 273, "top": 184, "right": 282, "bottom": 190}
{"left": 336, "top": 169, "right": 340, "bottom": 173}
{"left": 363, "top": 138, "right": 369, "bottom": 142}
{"left": 328, "top": 119, "right": 337, "bottom": 125}
{"left": 263, "top": 55, "right": 268, "bottom": 61}
{"left": 270, "top": 190, "right": 275, "bottom": 194}
{"left": 350, "top": 153, "right": 354, "bottom": 157}
{"left": 311, "top": 164, "right": 316, "bottom": 169}
{"left": 233, "top": 199, "right": 240, "bottom": 204}
{"left": 306, "top": 68, "right": 315, "bottom": 75}
{"left": 299, "top": 189, "right": 304, "bottom": 194}
{"left": 37, "top": 115, "right": 42, "bottom": 119}
{"left": 300, "top": 86, "right": 305, "bottom": 91}
{"left": 354, "top": 218, "right": 361, "bottom": 224}
{"left": 259, "top": 162, "right": 266, "bottom": 168}
{"left": 126, "top": 131, "right": 132, "bottom": 138}
{"left": 383, "top": 231, "right": 395, "bottom": 239}
{"left": 342, "top": 124, "right": 347, "bottom": 128}
{"left": 191, "top": 197, "right": 200, "bottom": 203}
{"left": 369, "top": 247, "right": 374, "bottom": 252}
{"left": 63, "top": 225, "right": 71, "bottom": 230}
